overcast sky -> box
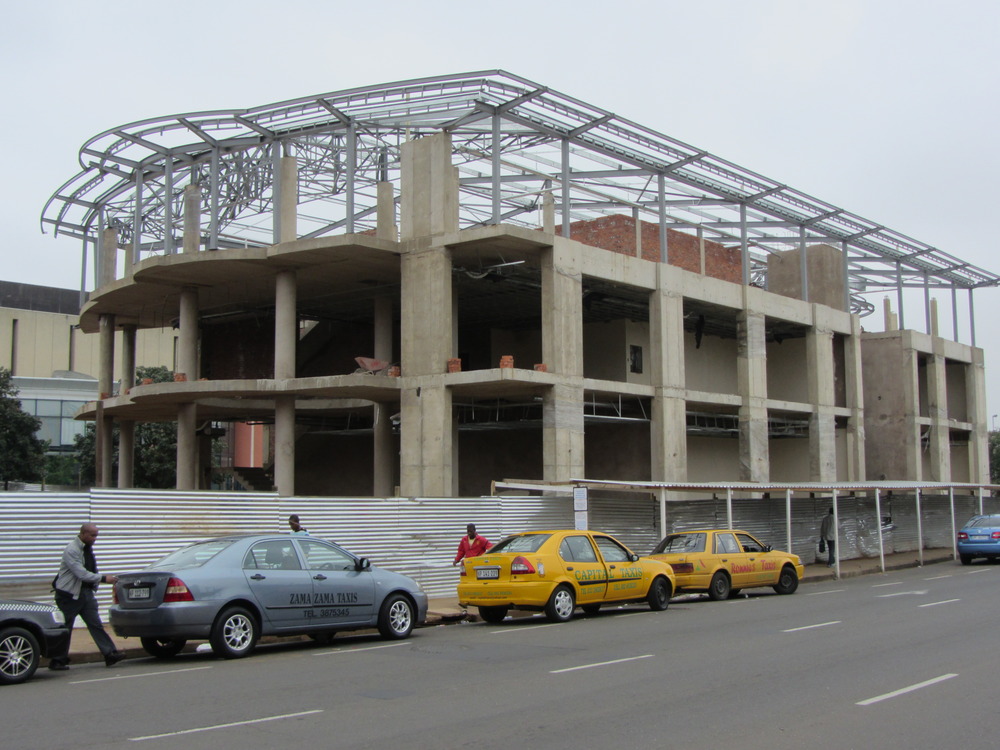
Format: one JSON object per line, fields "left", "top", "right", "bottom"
{"left": 4, "top": 0, "right": 999, "bottom": 421}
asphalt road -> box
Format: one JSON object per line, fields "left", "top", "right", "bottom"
{"left": 4, "top": 562, "right": 997, "bottom": 749}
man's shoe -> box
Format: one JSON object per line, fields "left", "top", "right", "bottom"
{"left": 48, "top": 662, "right": 69, "bottom": 671}
{"left": 104, "top": 651, "right": 126, "bottom": 667}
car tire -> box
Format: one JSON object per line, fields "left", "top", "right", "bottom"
{"left": 544, "top": 585, "right": 575, "bottom": 623}
{"left": 140, "top": 637, "right": 187, "bottom": 658}
{"left": 478, "top": 606, "right": 509, "bottom": 624}
{"left": 646, "top": 576, "right": 672, "bottom": 611}
{"left": 377, "top": 594, "right": 414, "bottom": 639}
{"left": 210, "top": 606, "right": 259, "bottom": 659}
{"left": 960, "top": 554, "right": 972, "bottom": 565}
{"left": 772, "top": 565, "right": 799, "bottom": 595}
{"left": 0, "top": 626, "right": 39, "bottom": 685}
{"left": 708, "top": 571, "right": 731, "bottom": 601}
{"left": 581, "top": 604, "right": 601, "bottom": 616}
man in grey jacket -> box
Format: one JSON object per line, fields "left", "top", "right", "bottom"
{"left": 48, "top": 523, "right": 125, "bottom": 670}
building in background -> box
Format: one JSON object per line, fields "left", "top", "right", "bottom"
{"left": 34, "top": 72, "right": 998, "bottom": 497}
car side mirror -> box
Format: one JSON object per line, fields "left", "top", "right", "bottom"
{"left": 765, "top": 545, "right": 772, "bottom": 552}
{"left": 355, "top": 557, "right": 371, "bottom": 571}
{"left": 630, "top": 553, "right": 640, "bottom": 562}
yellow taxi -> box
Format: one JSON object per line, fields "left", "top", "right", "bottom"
{"left": 457, "top": 530, "right": 676, "bottom": 623}
{"left": 647, "top": 529, "right": 804, "bottom": 600}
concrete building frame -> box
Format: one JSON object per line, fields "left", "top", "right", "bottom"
{"left": 38, "top": 71, "right": 1000, "bottom": 496}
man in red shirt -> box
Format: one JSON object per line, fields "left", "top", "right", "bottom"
{"left": 453, "top": 524, "right": 490, "bottom": 566}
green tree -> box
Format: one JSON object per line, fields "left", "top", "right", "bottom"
{"left": 990, "top": 431, "right": 1000, "bottom": 485}
{"left": 0, "top": 367, "right": 47, "bottom": 489}
{"left": 74, "top": 366, "right": 179, "bottom": 489}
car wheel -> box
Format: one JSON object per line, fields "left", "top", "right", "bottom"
{"left": 478, "top": 606, "right": 509, "bottom": 623}
{"left": 0, "top": 627, "right": 39, "bottom": 685}
{"left": 308, "top": 632, "right": 336, "bottom": 645}
{"left": 544, "top": 585, "right": 575, "bottom": 623}
{"left": 378, "top": 594, "right": 414, "bottom": 639}
{"left": 210, "top": 606, "right": 259, "bottom": 659}
{"left": 960, "top": 554, "right": 972, "bottom": 565}
{"left": 581, "top": 604, "right": 601, "bottom": 616}
{"left": 140, "top": 637, "right": 187, "bottom": 658}
{"left": 772, "top": 565, "right": 799, "bottom": 595}
{"left": 708, "top": 571, "right": 731, "bottom": 601}
{"left": 646, "top": 576, "right": 672, "bottom": 611}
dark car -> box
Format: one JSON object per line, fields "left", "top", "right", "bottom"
{"left": 109, "top": 534, "right": 428, "bottom": 659}
{"left": 0, "top": 600, "right": 70, "bottom": 685}
{"left": 957, "top": 514, "right": 1000, "bottom": 564}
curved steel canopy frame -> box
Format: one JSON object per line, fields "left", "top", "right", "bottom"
{"left": 41, "top": 69, "right": 999, "bottom": 321}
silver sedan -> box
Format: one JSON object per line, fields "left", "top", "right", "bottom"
{"left": 109, "top": 534, "right": 428, "bottom": 659}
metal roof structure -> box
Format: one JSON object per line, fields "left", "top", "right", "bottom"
{"left": 42, "top": 70, "right": 1000, "bottom": 316}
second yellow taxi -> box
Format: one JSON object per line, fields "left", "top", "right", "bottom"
{"left": 457, "top": 530, "right": 676, "bottom": 623}
{"left": 647, "top": 529, "right": 804, "bottom": 600}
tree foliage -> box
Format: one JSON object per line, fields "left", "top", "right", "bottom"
{"left": 0, "top": 367, "right": 47, "bottom": 488}
{"left": 74, "top": 366, "right": 178, "bottom": 489}
{"left": 990, "top": 431, "right": 1000, "bottom": 485}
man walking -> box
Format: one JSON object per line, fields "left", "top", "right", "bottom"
{"left": 820, "top": 508, "right": 837, "bottom": 568}
{"left": 453, "top": 524, "right": 490, "bottom": 566}
{"left": 49, "top": 523, "right": 125, "bottom": 670}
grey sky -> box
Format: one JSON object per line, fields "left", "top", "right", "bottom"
{"left": 4, "top": 0, "right": 999, "bottom": 421}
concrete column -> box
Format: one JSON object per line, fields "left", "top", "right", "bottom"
{"left": 274, "top": 270, "right": 297, "bottom": 380}
{"left": 926, "top": 350, "right": 950, "bottom": 481}
{"left": 118, "top": 325, "right": 137, "bottom": 488}
{"left": 176, "top": 403, "right": 197, "bottom": 490}
{"left": 399, "top": 133, "right": 458, "bottom": 240}
{"left": 401, "top": 245, "right": 452, "bottom": 375}
{"left": 966, "top": 348, "right": 989, "bottom": 482}
{"left": 399, "top": 385, "right": 453, "bottom": 496}
{"left": 277, "top": 156, "right": 298, "bottom": 243}
{"left": 376, "top": 182, "right": 397, "bottom": 241}
{"left": 177, "top": 288, "right": 199, "bottom": 381}
{"left": 183, "top": 184, "right": 201, "bottom": 254}
{"left": 373, "top": 297, "right": 394, "bottom": 497}
{"left": 543, "top": 384, "right": 585, "bottom": 483}
{"left": 274, "top": 396, "right": 296, "bottom": 496}
{"left": 542, "top": 191, "right": 555, "bottom": 234}
{"left": 843, "top": 316, "right": 866, "bottom": 480}
{"left": 901, "top": 334, "right": 923, "bottom": 479}
{"left": 806, "top": 324, "right": 837, "bottom": 482}
{"left": 649, "top": 277, "right": 686, "bottom": 481}
{"left": 737, "top": 310, "right": 769, "bottom": 482}
{"left": 100, "top": 227, "right": 118, "bottom": 288}
{"left": 96, "top": 314, "right": 115, "bottom": 488}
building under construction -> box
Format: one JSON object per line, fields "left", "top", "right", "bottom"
{"left": 39, "top": 71, "right": 1000, "bottom": 497}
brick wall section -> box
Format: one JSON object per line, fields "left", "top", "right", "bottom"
{"left": 556, "top": 214, "right": 742, "bottom": 283}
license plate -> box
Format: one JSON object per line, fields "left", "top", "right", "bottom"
{"left": 972, "top": 535, "right": 988, "bottom": 541}
{"left": 476, "top": 568, "right": 500, "bottom": 580}
{"left": 128, "top": 587, "right": 150, "bottom": 600}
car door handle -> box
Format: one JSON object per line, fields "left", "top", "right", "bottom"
{"left": 313, "top": 574, "right": 327, "bottom": 581}
{"left": 566, "top": 566, "right": 574, "bottom": 571}
{"left": 250, "top": 574, "right": 266, "bottom": 580}
{"left": 609, "top": 565, "right": 617, "bottom": 569}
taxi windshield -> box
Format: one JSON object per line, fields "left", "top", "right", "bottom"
{"left": 488, "top": 534, "right": 552, "bottom": 554}
{"left": 652, "top": 533, "right": 706, "bottom": 554}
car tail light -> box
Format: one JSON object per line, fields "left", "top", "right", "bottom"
{"left": 510, "top": 556, "right": 536, "bottom": 575}
{"left": 111, "top": 585, "right": 119, "bottom": 604}
{"left": 958, "top": 532, "right": 968, "bottom": 540}
{"left": 459, "top": 562, "right": 466, "bottom": 577}
{"left": 670, "top": 563, "right": 694, "bottom": 575}
{"left": 992, "top": 532, "right": 1000, "bottom": 540}
{"left": 163, "top": 577, "right": 194, "bottom": 602}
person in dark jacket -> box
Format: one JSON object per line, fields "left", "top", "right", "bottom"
{"left": 48, "top": 523, "right": 125, "bottom": 670}
{"left": 820, "top": 508, "right": 837, "bottom": 568}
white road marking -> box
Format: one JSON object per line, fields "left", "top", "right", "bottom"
{"left": 872, "top": 581, "right": 903, "bottom": 588}
{"left": 965, "top": 569, "right": 991, "bottom": 575}
{"left": 807, "top": 589, "right": 845, "bottom": 596}
{"left": 924, "top": 574, "right": 952, "bottom": 580}
{"left": 856, "top": 673, "right": 958, "bottom": 706}
{"left": 918, "top": 598, "right": 960, "bottom": 608}
{"left": 130, "top": 710, "right": 323, "bottom": 741}
{"left": 314, "top": 642, "right": 406, "bottom": 656}
{"left": 550, "top": 654, "right": 653, "bottom": 674}
{"left": 71, "top": 666, "right": 213, "bottom": 684}
{"left": 490, "top": 622, "right": 563, "bottom": 634}
{"left": 782, "top": 621, "right": 841, "bottom": 633}
{"left": 876, "top": 590, "right": 928, "bottom": 598}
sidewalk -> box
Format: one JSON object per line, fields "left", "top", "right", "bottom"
{"left": 65, "top": 548, "right": 956, "bottom": 665}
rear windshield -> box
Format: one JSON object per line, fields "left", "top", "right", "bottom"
{"left": 147, "top": 540, "right": 234, "bottom": 570}
{"left": 652, "top": 533, "right": 706, "bottom": 554}
{"left": 968, "top": 516, "right": 1000, "bottom": 528}
{"left": 488, "top": 534, "right": 552, "bottom": 554}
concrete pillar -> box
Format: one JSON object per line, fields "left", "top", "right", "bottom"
{"left": 966, "top": 348, "right": 989, "bottom": 482}
{"left": 176, "top": 403, "right": 197, "bottom": 490}
{"left": 649, "top": 277, "right": 686, "bottom": 481}
{"left": 543, "top": 383, "right": 585, "bottom": 483}
{"left": 96, "top": 314, "right": 115, "bottom": 488}
{"left": 399, "top": 133, "right": 458, "bottom": 240}
{"left": 401, "top": 245, "right": 452, "bottom": 375}
{"left": 183, "top": 184, "right": 201, "bottom": 254}
{"left": 118, "top": 325, "right": 137, "bottom": 488}
{"left": 100, "top": 227, "right": 118, "bottom": 288}
{"left": 806, "top": 324, "right": 837, "bottom": 482}
{"left": 901, "top": 335, "right": 923, "bottom": 479}
{"left": 737, "top": 310, "right": 769, "bottom": 482}
{"left": 274, "top": 270, "right": 297, "bottom": 380}
{"left": 376, "top": 182, "right": 397, "bottom": 241}
{"left": 399, "top": 385, "right": 453, "bottom": 496}
{"left": 277, "top": 156, "right": 298, "bottom": 243}
{"left": 843, "top": 316, "right": 866, "bottom": 480}
{"left": 177, "top": 288, "right": 199, "bottom": 381}
{"left": 373, "top": 297, "right": 394, "bottom": 497}
{"left": 542, "top": 191, "right": 555, "bottom": 234}
{"left": 198, "top": 431, "right": 213, "bottom": 490}
{"left": 274, "top": 396, "right": 295, "bottom": 496}
{"left": 926, "top": 351, "right": 950, "bottom": 481}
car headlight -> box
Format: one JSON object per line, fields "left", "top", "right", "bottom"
{"left": 51, "top": 609, "right": 66, "bottom": 626}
